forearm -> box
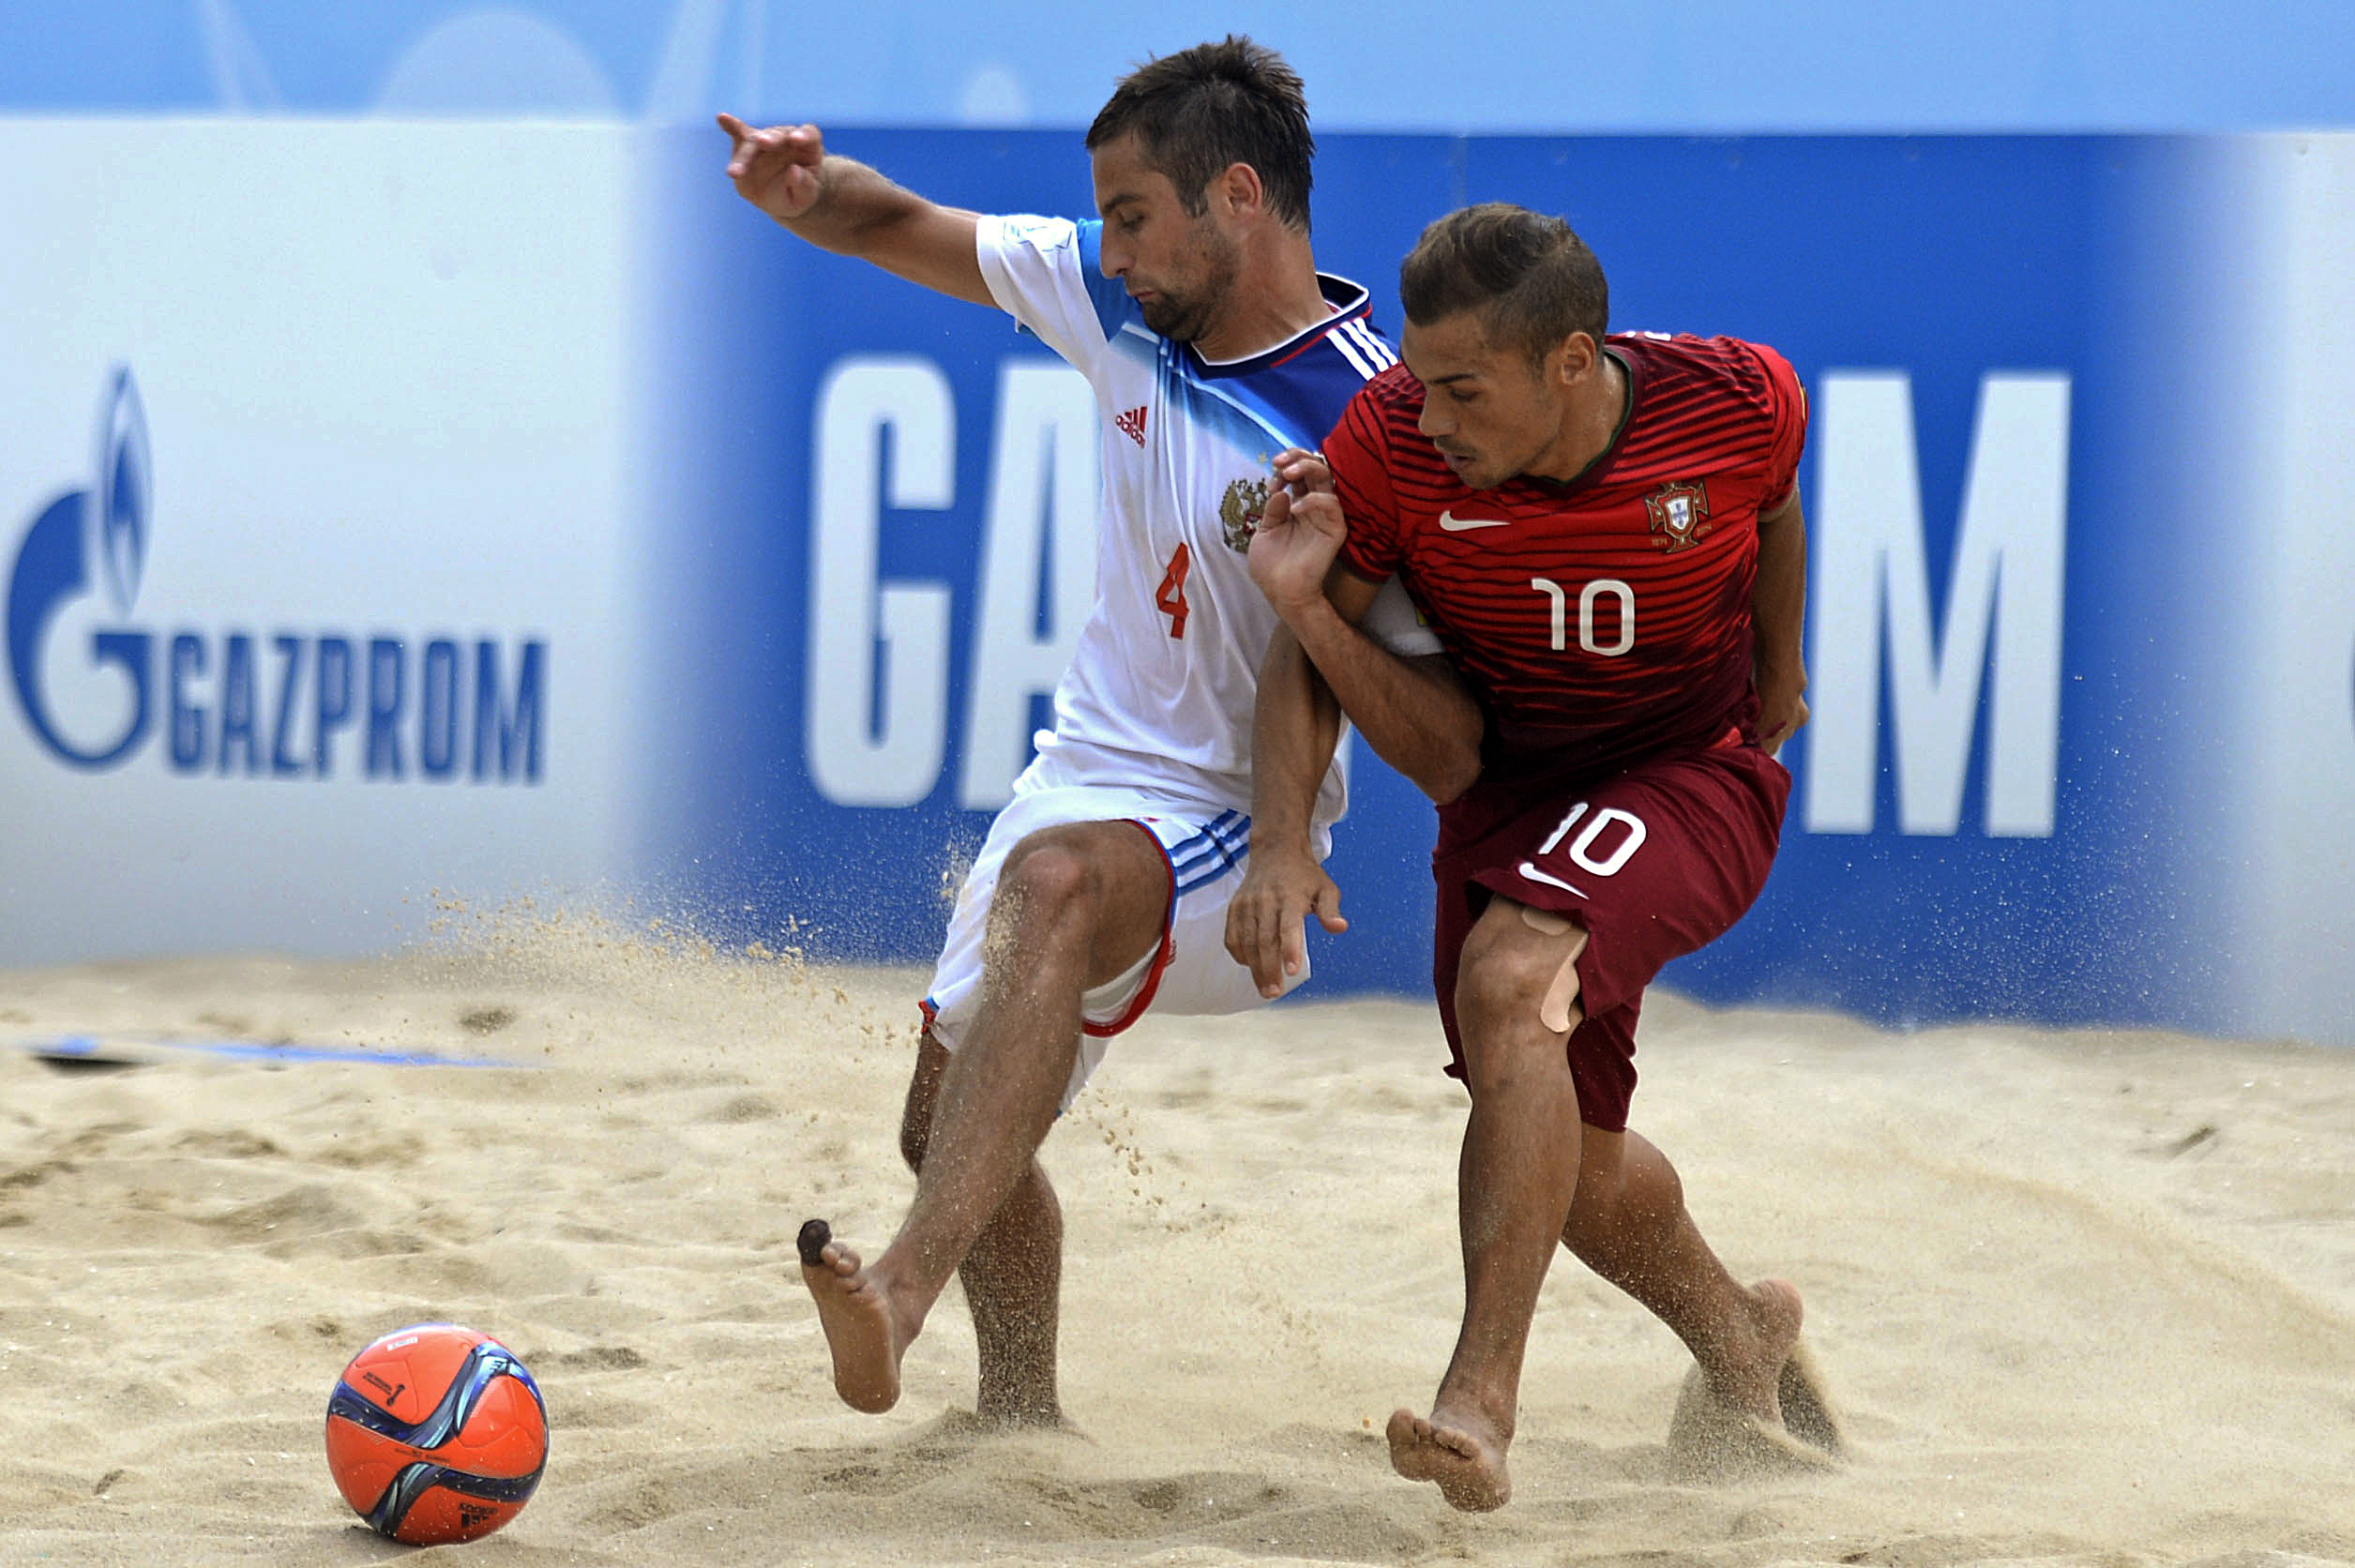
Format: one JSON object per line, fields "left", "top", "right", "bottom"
{"left": 1251, "top": 628, "right": 1343, "bottom": 852}
{"left": 1749, "top": 494, "right": 1809, "bottom": 752}
{"left": 1752, "top": 498, "right": 1806, "bottom": 689}
{"left": 1284, "top": 593, "right": 1482, "bottom": 805}
{"left": 777, "top": 156, "right": 939, "bottom": 257}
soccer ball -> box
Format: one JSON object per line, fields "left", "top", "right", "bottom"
{"left": 324, "top": 1323, "right": 549, "bottom": 1545}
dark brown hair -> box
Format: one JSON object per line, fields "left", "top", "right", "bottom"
{"left": 1399, "top": 204, "right": 1608, "bottom": 367}
{"left": 1086, "top": 37, "right": 1313, "bottom": 233}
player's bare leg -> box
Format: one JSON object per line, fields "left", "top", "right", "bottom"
{"left": 898, "top": 1034, "right": 1066, "bottom": 1426}
{"left": 1390, "top": 898, "right": 1588, "bottom": 1512}
{"left": 797, "top": 822, "right": 1168, "bottom": 1418}
{"left": 1562, "top": 1126, "right": 1804, "bottom": 1426}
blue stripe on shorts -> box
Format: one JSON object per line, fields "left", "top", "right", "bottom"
{"left": 1170, "top": 809, "right": 1250, "bottom": 895}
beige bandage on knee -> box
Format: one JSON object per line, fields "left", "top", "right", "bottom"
{"left": 1518, "top": 904, "right": 1590, "bottom": 1034}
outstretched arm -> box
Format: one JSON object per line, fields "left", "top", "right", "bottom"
{"left": 1752, "top": 488, "right": 1808, "bottom": 756}
{"left": 717, "top": 114, "right": 993, "bottom": 306}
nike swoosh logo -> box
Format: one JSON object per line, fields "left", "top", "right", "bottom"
{"left": 1438, "top": 510, "right": 1510, "bottom": 532}
{"left": 1517, "top": 862, "right": 1590, "bottom": 897}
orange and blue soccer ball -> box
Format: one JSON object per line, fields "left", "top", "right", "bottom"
{"left": 324, "top": 1323, "right": 548, "bottom": 1545}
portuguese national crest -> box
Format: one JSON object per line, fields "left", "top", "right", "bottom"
{"left": 1218, "top": 475, "right": 1271, "bottom": 554}
{"left": 1644, "top": 479, "right": 1713, "bottom": 551}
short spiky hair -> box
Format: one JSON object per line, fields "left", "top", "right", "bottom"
{"left": 1399, "top": 204, "right": 1609, "bottom": 369}
{"left": 1086, "top": 37, "right": 1314, "bottom": 233}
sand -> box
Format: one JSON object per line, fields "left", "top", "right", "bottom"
{"left": 3, "top": 909, "right": 2352, "bottom": 1566}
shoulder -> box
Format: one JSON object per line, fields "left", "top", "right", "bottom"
{"left": 1615, "top": 332, "right": 1804, "bottom": 443}
{"left": 979, "top": 212, "right": 1092, "bottom": 262}
{"left": 1342, "top": 361, "right": 1427, "bottom": 434}
{"left": 1362, "top": 357, "right": 1424, "bottom": 406}
{"left": 977, "top": 215, "right": 1134, "bottom": 341}
{"left": 1325, "top": 363, "right": 1424, "bottom": 463}
{"left": 1617, "top": 332, "right": 1788, "bottom": 400}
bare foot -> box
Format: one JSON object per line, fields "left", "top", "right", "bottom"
{"left": 1705, "top": 1276, "right": 1804, "bottom": 1425}
{"left": 797, "top": 1218, "right": 908, "bottom": 1414}
{"left": 1387, "top": 1406, "right": 1511, "bottom": 1512}
{"left": 1665, "top": 1284, "right": 1841, "bottom": 1483}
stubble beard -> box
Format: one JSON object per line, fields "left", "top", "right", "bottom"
{"left": 1140, "top": 222, "right": 1241, "bottom": 346}
{"left": 1139, "top": 291, "right": 1210, "bottom": 341}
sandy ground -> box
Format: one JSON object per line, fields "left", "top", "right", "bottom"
{"left": 3, "top": 910, "right": 2352, "bottom": 1566}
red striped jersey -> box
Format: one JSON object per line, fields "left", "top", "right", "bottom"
{"left": 1326, "top": 333, "right": 1807, "bottom": 790}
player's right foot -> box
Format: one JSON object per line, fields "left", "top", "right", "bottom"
{"left": 1386, "top": 1405, "right": 1512, "bottom": 1512}
{"left": 796, "top": 1219, "right": 907, "bottom": 1414}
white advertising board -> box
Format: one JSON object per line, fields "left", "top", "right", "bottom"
{"left": 0, "top": 122, "right": 641, "bottom": 962}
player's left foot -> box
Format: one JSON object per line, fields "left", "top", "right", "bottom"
{"left": 1386, "top": 1405, "right": 1512, "bottom": 1512}
{"left": 1703, "top": 1276, "right": 1804, "bottom": 1426}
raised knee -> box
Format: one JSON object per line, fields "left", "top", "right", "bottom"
{"left": 1456, "top": 927, "right": 1562, "bottom": 1040}
{"left": 1461, "top": 906, "right": 1585, "bottom": 1044}
{"left": 996, "top": 837, "right": 1098, "bottom": 930}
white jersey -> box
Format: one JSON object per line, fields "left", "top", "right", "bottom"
{"left": 975, "top": 213, "right": 1437, "bottom": 832}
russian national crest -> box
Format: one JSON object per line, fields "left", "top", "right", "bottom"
{"left": 1218, "top": 475, "right": 1270, "bottom": 554}
{"left": 1644, "top": 479, "right": 1712, "bottom": 551}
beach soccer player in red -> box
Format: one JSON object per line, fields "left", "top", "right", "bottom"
{"left": 1229, "top": 202, "right": 1834, "bottom": 1511}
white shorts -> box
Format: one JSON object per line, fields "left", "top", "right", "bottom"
{"left": 921, "top": 745, "right": 1325, "bottom": 1109}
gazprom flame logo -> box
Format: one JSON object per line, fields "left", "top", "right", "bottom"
{"left": 7, "top": 369, "right": 154, "bottom": 766}
{"left": 7, "top": 369, "right": 547, "bottom": 783}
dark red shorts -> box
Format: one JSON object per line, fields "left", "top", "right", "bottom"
{"left": 1428, "top": 734, "right": 1789, "bottom": 1132}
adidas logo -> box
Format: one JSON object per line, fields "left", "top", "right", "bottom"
{"left": 1114, "top": 406, "right": 1148, "bottom": 446}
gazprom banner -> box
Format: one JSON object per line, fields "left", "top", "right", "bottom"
{"left": 6, "top": 125, "right": 2350, "bottom": 1049}
{"left": 0, "top": 123, "right": 640, "bottom": 961}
